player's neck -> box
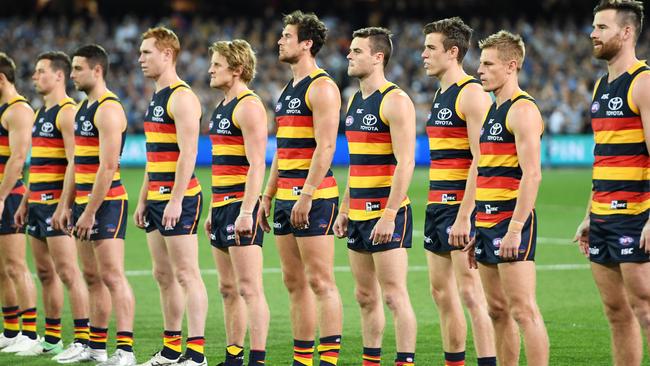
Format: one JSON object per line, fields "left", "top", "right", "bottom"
{"left": 43, "top": 87, "right": 67, "bottom": 109}
{"left": 154, "top": 67, "right": 181, "bottom": 92}
{"left": 606, "top": 47, "right": 638, "bottom": 82}
{"left": 438, "top": 65, "right": 467, "bottom": 92}
{"left": 223, "top": 80, "right": 249, "bottom": 103}
{"left": 0, "top": 85, "right": 18, "bottom": 104}
{"left": 290, "top": 56, "right": 319, "bottom": 84}
{"left": 87, "top": 82, "right": 109, "bottom": 104}
{"left": 494, "top": 77, "right": 520, "bottom": 107}
{"left": 359, "top": 70, "right": 388, "bottom": 98}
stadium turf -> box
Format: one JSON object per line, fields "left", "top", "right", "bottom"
{"left": 0, "top": 167, "right": 644, "bottom": 365}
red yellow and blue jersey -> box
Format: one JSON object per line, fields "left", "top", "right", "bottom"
{"left": 274, "top": 68, "right": 338, "bottom": 201}
{"left": 29, "top": 97, "right": 75, "bottom": 204}
{"left": 476, "top": 91, "right": 538, "bottom": 228}
{"left": 209, "top": 90, "right": 260, "bottom": 208}
{"left": 0, "top": 95, "right": 31, "bottom": 195}
{"left": 590, "top": 61, "right": 649, "bottom": 216}
{"left": 144, "top": 80, "right": 202, "bottom": 201}
{"left": 74, "top": 91, "right": 127, "bottom": 204}
{"left": 427, "top": 76, "right": 481, "bottom": 205}
{"left": 344, "top": 81, "right": 410, "bottom": 221}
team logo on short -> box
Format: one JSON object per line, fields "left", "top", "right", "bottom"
{"left": 105, "top": 224, "right": 117, "bottom": 233}
{"left": 41, "top": 122, "right": 54, "bottom": 133}
{"left": 608, "top": 97, "right": 623, "bottom": 111}
{"left": 492, "top": 237, "right": 502, "bottom": 248}
{"left": 153, "top": 106, "right": 165, "bottom": 118}
{"left": 391, "top": 233, "right": 402, "bottom": 242}
{"left": 591, "top": 101, "right": 600, "bottom": 113}
{"left": 226, "top": 224, "right": 235, "bottom": 233}
{"left": 618, "top": 236, "right": 634, "bottom": 246}
{"left": 288, "top": 98, "right": 301, "bottom": 109}
{"left": 489, "top": 123, "right": 502, "bottom": 136}
{"left": 218, "top": 118, "right": 231, "bottom": 130}
{"left": 446, "top": 226, "right": 452, "bottom": 234}
{"left": 345, "top": 115, "right": 354, "bottom": 126}
{"left": 362, "top": 114, "right": 377, "bottom": 126}
{"left": 437, "top": 108, "right": 452, "bottom": 121}
{"left": 275, "top": 102, "right": 282, "bottom": 112}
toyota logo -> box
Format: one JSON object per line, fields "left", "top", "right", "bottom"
{"left": 288, "top": 98, "right": 301, "bottom": 109}
{"left": 437, "top": 108, "right": 452, "bottom": 120}
{"left": 362, "top": 114, "right": 377, "bottom": 126}
{"left": 608, "top": 97, "right": 623, "bottom": 111}
{"left": 153, "top": 106, "right": 165, "bottom": 118}
{"left": 81, "top": 121, "right": 93, "bottom": 132}
{"left": 41, "top": 122, "right": 54, "bottom": 133}
{"left": 489, "top": 123, "right": 502, "bottom": 136}
{"left": 218, "top": 118, "right": 231, "bottom": 130}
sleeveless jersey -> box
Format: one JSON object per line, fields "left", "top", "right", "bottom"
{"left": 29, "top": 97, "right": 75, "bottom": 204}
{"left": 144, "top": 81, "right": 202, "bottom": 201}
{"left": 274, "top": 68, "right": 338, "bottom": 201}
{"left": 74, "top": 91, "right": 127, "bottom": 204}
{"left": 209, "top": 90, "right": 259, "bottom": 208}
{"left": 345, "top": 81, "right": 410, "bottom": 221}
{"left": 476, "top": 91, "right": 538, "bottom": 228}
{"left": 427, "top": 76, "right": 481, "bottom": 205}
{"left": 0, "top": 95, "right": 31, "bottom": 194}
{"left": 590, "top": 61, "right": 650, "bottom": 216}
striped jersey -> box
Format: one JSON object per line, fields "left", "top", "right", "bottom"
{"left": 590, "top": 61, "right": 649, "bottom": 216}
{"left": 274, "top": 68, "right": 338, "bottom": 201}
{"left": 0, "top": 95, "right": 31, "bottom": 195}
{"left": 344, "top": 81, "right": 410, "bottom": 221}
{"left": 74, "top": 91, "right": 127, "bottom": 204}
{"left": 476, "top": 91, "right": 538, "bottom": 228}
{"left": 143, "top": 81, "right": 202, "bottom": 201}
{"left": 427, "top": 76, "right": 480, "bottom": 205}
{"left": 29, "top": 97, "right": 75, "bottom": 204}
{"left": 209, "top": 90, "right": 260, "bottom": 208}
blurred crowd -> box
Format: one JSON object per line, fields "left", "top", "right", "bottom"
{"left": 1, "top": 14, "right": 648, "bottom": 135}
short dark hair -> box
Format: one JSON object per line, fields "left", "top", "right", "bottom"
{"left": 283, "top": 10, "right": 328, "bottom": 56}
{"left": 0, "top": 52, "right": 16, "bottom": 84}
{"left": 72, "top": 44, "right": 109, "bottom": 77}
{"left": 36, "top": 51, "right": 72, "bottom": 79}
{"left": 594, "top": 0, "right": 644, "bottom": 41}
{"left": 423, "top": 17, "right": 473, "bottom": 63}
{"left": 352, "top": 27, "right": 393, "bottom": 67}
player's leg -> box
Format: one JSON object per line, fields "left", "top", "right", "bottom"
{"left": 477, "top": 264, "right": 519, "bottom": 366}
{"left": 451, "top": 250, "right": 496, "bottom": 361}
{"left": 48, "top": 235, "right": 89, "bottom": 329}
{"left": 620, "top": 262, "right": 650, "bottom": 355}
{"left": 0, "top": 240, "right": 20, "bottom": 348}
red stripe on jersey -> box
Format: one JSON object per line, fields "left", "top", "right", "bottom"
{"left": 426, "top": 126, "right": 468, "bottom": 139}
{"left": 147, "top": 151, "right": 180, "bottom": 162}
{"left": 346, "top": 131, "right": 392, "bottom": 144}
{"left": 477, "top": 176, "right": 520, "bottom": 190}
{"left": 0, "top": 136, "right": 8, "bottom": 145}
{"left": 32, "top": 137, "right": 64, "bottom": 148}
{"left": 350, "top": 197, "right": 388, "bottom": 210}
{"left": 29, "top": 165, "right": 66, "bottom": 174}
{"left": 76, "top": 185, "right": 125, "bottom": 198}
{"left": 29, "top": 190, "right": 62, "bottom": 201}
{"left": 277, "top": 147, "right": 315, "bottom": 159}
{"left": 480, "top": 142, "right": 516, "bottom": 155}
{"left": 212, "top": 165, "right": 249, "bottom": 176}
{"left": 476, "top": 210, "right": 513, "bottom": 223}
{"left": 276, "top": 115, "right": 313, "bottom": 128}
{"left": 212, "top": 192, "right": 244, "bottom": 202}
{"left": 75, "top": 164, "right": 99, "bottom": 173}
{"left": 430, "top": 158, "right": 472, "bottom": 169}
{"left": 428, "top": 190, "right": 466, "bottom": 202}
{"left": 594, "top": 154, "right": 649, "bottom": 167}
{"left": 209, "top": 135, "right": 244, "bottom": 145}
{"left": 74, "top": 136, "right": 98, "bottom": 146}
{"left": 592, "top": 190, "right": 650, "bottom": 203}
{"left": 148, "top": 176, "right": 200, "bottom": 191}
{"left": 350, "top": 164, "right": 395, "bottom": 177}
{"left": 592, "top": 117, "right": 643, "bottom": 132}
{"left": 277, "top": 176, "right": 337, "bottom": 189}
{"left": 144, "top": 121, "right": 177, "bottom": 134}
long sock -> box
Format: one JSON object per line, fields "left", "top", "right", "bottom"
{"left": 477, "top": 356, "right": 497, "bottom": 366}
{"left": 248, "top": 349, "right": 266, "bottom": 365}
{"left": 362, "top": 347, "right": 381, "bottom": 365}
{"left": 2, "top": 306, "right": 19, "bottom": 338}
{"left": 445, "top": 351, "right": 465, "bottom": 366}
{"left": 225, "top": 344, "right": 244, "bottom": 366}
{"left": 185, "top": 336, "right": 205, "bottom": 363}
{"left": 73, "top": 318, "right": 90, "bottom": 344}
{"left": 116, "top": 331, "right": 134, "bottom": 352}
{"left": 395, "top": 352, "right": 415, "bottom": 366}
{"left": 88, "top": 326, "right": 108, "bottom": 350}
{"left": 21, "top": 308, "right": 37, "bottom": 340}
{"left": 44, "top": 318, "right": 62, "bottom": 344}
{"left": 317, "top": 335, "right": 341, "bottom": 366}
{"left": 293, "top": 339, "right": 315, "bottom": 366}
{"left": 161, "top": 330, "right": 182, "bottom": 359}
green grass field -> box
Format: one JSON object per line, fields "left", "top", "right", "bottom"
{"left": 0, "top": 167, "right": 643, "bottom": 365}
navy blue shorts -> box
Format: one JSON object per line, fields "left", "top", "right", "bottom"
{"left": 27, "top": 203, "right": 66, "bottom": 240}
{"left": 589, "top": 211, "right": 650, "bottom": 264}
{"left": 210, "top": 201, "right": 264, "bottom": 248}
{"left": 273, "top": 198, "right": 338, "bottom": 237}
{"left": 73, "top": 200, "right": 127, "bottom": 241}
{"left": 0, "top": 193, "right": 25, "bottom": 235}
{"left": 145, "top": 193, "right": 203, "bottom": 236}
{"left": 347, "top": 205, "right": 413, "bottom": 253}
{"left": 424, "top": 204, "right": 476, "bottom": 253}
{"left": 475, "top": 210, "right": 537, "bottom": 265}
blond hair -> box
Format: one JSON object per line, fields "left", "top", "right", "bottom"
{"left": 479, "top": 30, "right": 525, "bottom": 71}
{"left": 209, "top": 40, "right": 257, "bottom": 83}
{"left": 141, "top": 26, "right": 181, "bottom": 62}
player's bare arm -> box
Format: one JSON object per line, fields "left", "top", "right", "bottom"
{"left": 632, "top": 72, "right": 650, "bottom": 253}
{"left": 259, "top": 154, "right": 278, "bottom": 233}
{"left": 333, "top": 174, "right": 350, "bottom": 239}
{"left": 0, "top": 102, "right": 33, "bottom": 215}
{"left": 52, "top": 104, "right": 77, "bottom": 233}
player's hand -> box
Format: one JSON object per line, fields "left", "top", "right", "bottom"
{"left": 52, "top": 204, "right": 72, "bottom": 235}
{"left": 259, "top": 194, "right": 272, "bottom": 233}
{"left": 639, "top": 220, "right": 650, "bottom": 255}
{"left": 162, "top": 198, "right": 182, "bottom": 230}
{"left": 13, "top": 200, "right": 27, "bottom": 228}
{"left": 498, "top": 231, "right": 521, "bottom": 261}
{"left": 133, "top": 201, "right": 147, "bottom": 229}
{"left": 333, "top": 212, "right": 349, "bottom": 238}
{"left": 449, "top": 215, "right": 472, "bottom": 248}
{"left": 203, "top": 215, "right": 212, "bottom": 238}
{"left": 235, "top": 213, "right": 254, "bottom": 245}
{"left": 369, "top": 216, "right": 395, "bottom": 245}
{"left": 290, "top": 194, "right": 312, "bottom": 229}
{"left": 573, "top": 217, "right": 590, "bottom": 258}
{"left": 74, "top": 210, "right": 95, "bottom": 241}
{"left": 462, "top": 237, "right": 477, "bottom": 269}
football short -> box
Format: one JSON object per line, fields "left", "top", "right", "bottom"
{"left": 73, "top": 200, "right": 127, "bottom": 241}
{"left": 0, "top": 193, "right": 25, "bottom": 235}
{"left": 424, "top": 203, "right": 476, "bottom": 253}
{"left": 26, "top": 203, "right": 66, "bottom": 239}
{"left": 145, "top": 193, "right": 203, "bottom": 236}
{"left": 589, "top": 211, "right": 650, "bottom": 264}
{"left": 347, "top": 205, "right": 412, "bottom": 253}
{"left": 210, "top": 201, "right": 264, "bottom": 248}
{"left": 475, "top": 210, "right": 537, "bottom": 265}
{"left": 273, "top": 198, "right": 338, "bottom": 237}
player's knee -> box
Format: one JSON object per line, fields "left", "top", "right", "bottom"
{"left": 99, "top": 270, "right": 122, "bottom": 290}
{"left": 383, "top": 289, "right": 408, "bottom": 312}
{"left": 628, "top": 299, "right": 650, "bottom": 329}
{"left": 174, "top": 267, "right": 201, "bottom": 288}
{"left": 355, "top": 287, "right": 380, "bottom": 310}
{"left": 510, "top": 301, "right": 540, "bottom": 326}
{"left": 602, "top": 300, "right": 636, "bottom": 324}
{"left": 4, "top": 259, "right": 26, "bottom": 280}
{"left": 36, "top": 265, "right": 57, "bottom": 285}
{"left": 219, "top": 280, "right": 239, "bottom": 301}
{"left": 487, "top": 302, "right": 510, "bottom": 322}
{"left": 238, "top": 279, "right": 261, "bottom": 301}
{"left": 82, "top": 268, "right": 102, "bottom": 288}
{"left": 307, "top": 275, "right": 334, "bottom": 297}
{"left": 152, "top": 267, "right": 175, "bottom": 288}
{"left": 282, "top": 272, "right": 307, "bottom": 294}
{"left": 458, "top": 287, "right": 480, "bottom": 311}
{"left": 430, "top": 283, "right": 451, "bottom": 307}
{"left": 55, "top": 263, "right": 80, "bottom": 286}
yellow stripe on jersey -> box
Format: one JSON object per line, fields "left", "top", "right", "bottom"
{"left": 212, "top": 197, "right": 243, "bottom": 208}
{"left": 276, "top": 127, "right": 315, "bottom": 139}
{"left": 349, "top": 175, "right": 393, "bottom": 188}
{"left": 593, "top": 166, "right": 650, "bottom": 181}
{"left": 476, "top": 221, "right": 498, "bottom": 229}
{"left": 212, "top": 175, "right": 247, "bottom": 186}
{"left": 348, "top": 142, "right": 393, "bottom": 155}
{"left": 476, "top": 187, "right": 519, "bottom": 201}
{"left": 213, "top": 145, "right": 247, "bottom": 156}
{"left": 591, "top": 201, "right": 650, "bottom": 216}
{"left": 144, "top": 132, "right": 178, "bottom": 144}
{"left": 478, "top": 154, "right": 519, "bottom": 168}
{"left": 349, "top": 198, "right": 410, "bottom": 221}
{"left": 75, "top": 172, "right": 121, "bottom": 184}
{"left": 147, "top": 185, "right": 202, "bottom": 201}
{"left": 28, "top": 173, "right": 65, "bottom": 183}
{"left": 31, "top": 146, "right": 65, "bottom": 158}
{"left": 146, "top": 161, "right": 178, "bottom": 173}
{"left": 0, "top": 146, "right": 10, "bottom": 155}
{"left": 594, "top": 129, "right": 645, "bottom": 144}
{"left": 429, "top": 168, "right": 469, "bottom": 181}
{"left": 74, "top": 145, "right": 99, "bottom": 157}
{"left": 276, "top": 186, "right": 339, "bottom": 201}
{"left": 428, "top": 137, "right": 470, "bottom": 150}
{"left": 278, "top": 159, "right": 311, "bottom": 171}
{"left": 75, "top": 194, "right": 127, "bottom": 204}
